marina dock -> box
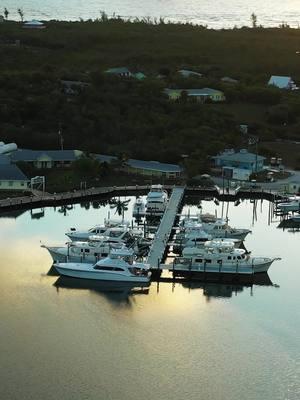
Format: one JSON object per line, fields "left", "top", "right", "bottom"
{"left": 0, "top": 184, "right": 284, "bottom": 214}
{"left": 146, "top": 187, "right": 185, "bottom": 268}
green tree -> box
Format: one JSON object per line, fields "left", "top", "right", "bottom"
{"left": 17, "top": 8, "right": 24, "bottom": 22}
{"left": 251, "top": 13, "right": 257, "bottom": 28}
{"left": 109, "top": 198, "right": 130, "bottom": 220}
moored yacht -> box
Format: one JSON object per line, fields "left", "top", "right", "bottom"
{"left": 66, "top": 218, "right": 130, "bottom": 241}
{"left": 173, "top": 228, "right": 241, "bottom": 253}
{"left": 170, "top": 241, "right": 279, "bottom": 274}
{"left": 54, "top": 248, "right": 151, "bottom": 282}
{"left": 145, "top": 184, "right": 168, "bottom": 216}
{"left": 171, "top": 241, "right": 280, "bottom": 275}
{"left": 179, "top": 216, "right": 251, "bottom": 241}
{"left": 66, "top": 225, "right": 141, "bottom": 243}
{"left": 42, "top": 236, "right": 125, "bottom": 264}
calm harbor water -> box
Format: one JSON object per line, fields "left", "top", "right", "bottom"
{"left": 0, "top": 196, "right": 299, "bottom": 400}
{"left": 4, "top": 0, "right": 300, "bottom": 28}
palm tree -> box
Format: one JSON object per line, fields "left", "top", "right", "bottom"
{"left": 4, "top": 8, "right": 9, "bottom": 20}
{"left": 109, "top": 197, "right": 130, "bottom": 221}
{"left": 17, "top": 8, "right": 24, "bottom": 22}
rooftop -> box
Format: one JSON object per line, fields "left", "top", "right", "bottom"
{"left": 213, "top": 149, "right": 265, "bottom": 163}
{"left": 0, "top": 164, "right": 28, "bottom": 181}
{"left": 94, "top": 154, "right": 183, "bottom": 173}
{"left": 10, "top": 149, "right": 82, "bottom": 162}
{"left": 268, "top": 75, "right": 292, "bottom": 88}
{"left": 165, "top": 88, "right": 223, "bottom": 96}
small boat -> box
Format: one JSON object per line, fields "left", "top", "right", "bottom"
{"left": 170, "top": 241, "right": 280, "bottom": 275}
{"left": 277, "top": 196, "right": 300, "bottom": 213}
{"left": 145, "top": 185, "right": 168, "bottom": 216}
{"left": 54, "top": 248, "right": 151, "bottom": 283}
{"left": 132, "top": 197, "right": 146, "bottom": 217}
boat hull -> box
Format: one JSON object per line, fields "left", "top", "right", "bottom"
{"left": 55, "top": 265, "right": 150, "bottom": 282}
{"left": 170, "top": 259, "right": 275, "bottom": 275}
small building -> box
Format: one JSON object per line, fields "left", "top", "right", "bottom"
{"left": 0, "top": 164, "right": 29, "bottom": 190}
{"left": 222, "top": 167, "right": 251, "bottom": 181}
{"left": 212, "top": 149, "right": 265, "bottom": 172}
{"left": 10, "top": 149, "right": 83, "bottom": 169}
{"left": 23, "top": 20, "right": 46, "bottom": 29}
{"left": 268, "top": 75, "right": 297, "bottom": 90}
{"left": 164, "top": 88, "right": 225, "bottom": 102}
{"left": 105, "top": 67, "right": 132, "bottom": 78}
{"left": 178, "top": 69, "right": 202, "bottom": 78}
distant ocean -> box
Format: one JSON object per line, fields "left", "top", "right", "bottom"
{"left": 3, "top": 0, "right": 300, "bottom": 28}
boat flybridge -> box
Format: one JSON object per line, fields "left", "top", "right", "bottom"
{"left": 54, "top": 248, "right": 151, "bottom": 283}
{"left": 172, "top": 240, "right": 280, "bottom": 275}
{"left": 145, "top": 185, "right": 168, "bottom": 216}
{"left": 173, "top": 228, "right": 241, "bottom": 253}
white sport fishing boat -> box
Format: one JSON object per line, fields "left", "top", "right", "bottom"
{"left": 132, "top": 197, "right": 146, "bottom": 217}
{"left": 171, "top": 241, "right": 280, "bottom": 275}
{"left": 54, "top": 248, "right": 151, "bottom": 283}
{"left": 145, "top": 185, "right": 168, "bottom": 216}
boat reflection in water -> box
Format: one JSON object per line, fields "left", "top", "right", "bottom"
{"left": 54, "top": 276, "right": 150, "bottom": 305}
{"left": 172, "top": 272, "right": 275, "bottom": 299}
{"left": 277, "top": 218, "right": 300, "bottom": 232}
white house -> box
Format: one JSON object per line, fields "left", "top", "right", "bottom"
{"left": 268, "top": 75, "right": 298, "bottom": 90}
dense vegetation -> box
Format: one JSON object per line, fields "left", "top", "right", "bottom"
{"left": 1, "top": 19, "right": 300, "bottom": 174}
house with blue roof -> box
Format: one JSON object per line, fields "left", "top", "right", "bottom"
{"left": 10, "top": 149, "right": 83, "bottom": 169}
{"left": 94, "top": 154, "right": 183, "bottom": 179}
{"left": 212, "top": 149, "right": 265, "bottom": 172}
{"left": 268, "top": 75, "right": 298, "bottom": 90}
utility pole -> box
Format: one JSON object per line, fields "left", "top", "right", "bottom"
{"left": 58, "top": 123, "right": 64, "bottom": 151}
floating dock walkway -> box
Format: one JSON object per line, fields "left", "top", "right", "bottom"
{"left": 146, "top": 187, "right": 185, "bottom": 268}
